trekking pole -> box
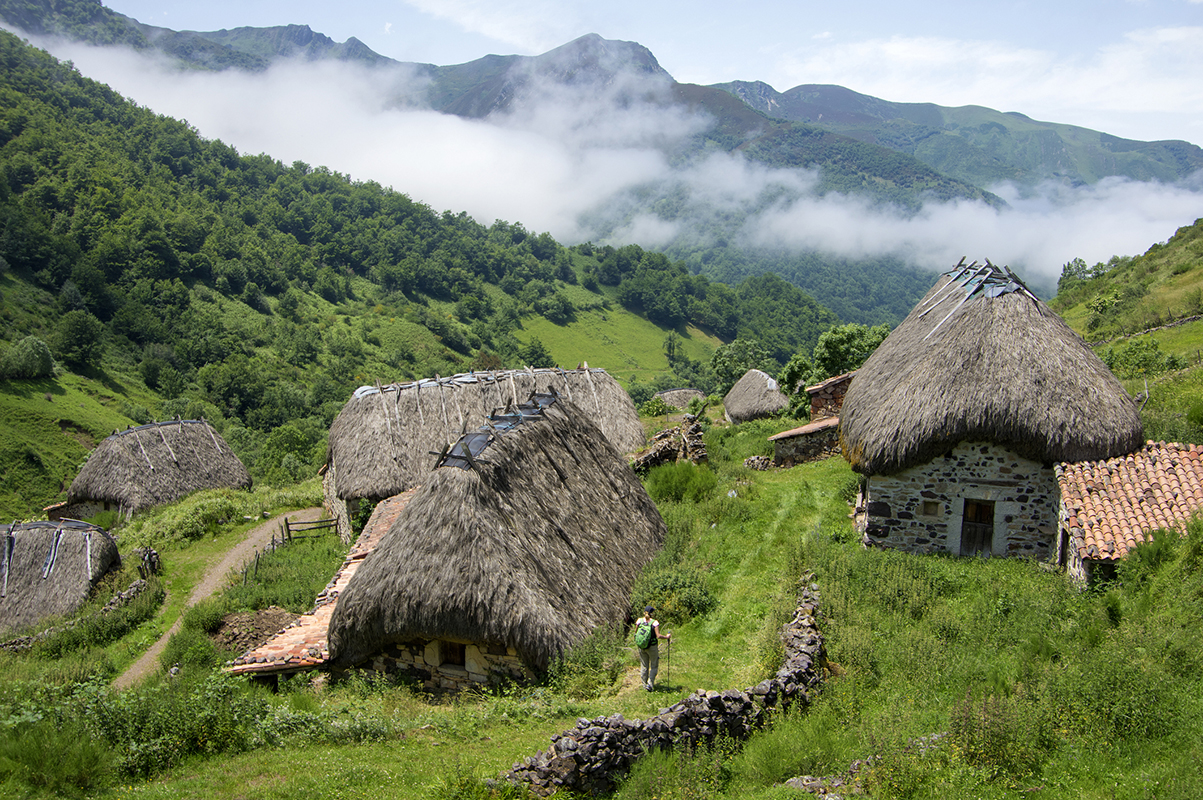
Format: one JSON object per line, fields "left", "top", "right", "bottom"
{"left": 665, "top": 632, "right": 671, "bottom": 688}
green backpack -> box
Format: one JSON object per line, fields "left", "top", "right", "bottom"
{"left": 634, "top": 620, "right": 655, "bottom": 649}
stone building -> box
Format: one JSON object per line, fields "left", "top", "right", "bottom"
{"left": 806, "top": 371, "right": 854, "bottom": 421}
{"left": 326, "top": 393, "right": 665, "bottom": 688}
{"left": 839, "top": 260, "right": 1144, "bottom": 558}
{"left": 323, "top": 368, "right": 644, "bottom": 543}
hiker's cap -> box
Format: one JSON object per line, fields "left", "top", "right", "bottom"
{"left": 645, "top": 605, "right": 654, "bottom": 613}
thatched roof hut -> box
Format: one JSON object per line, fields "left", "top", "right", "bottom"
{"left": 654, "top": 388, "right": 706, "bottom": 409}
{"left": 723, "top": 369, "right": 789, "bottom": 424}
{"left": 0, "top": 520, "right": 119, "bottom": 634}
{"left": 327, "top": 394, "right": 665, "bottom": 673}
{"left": 67, "top": 419, "right": 251, "bottom": 517}
{"left": 840, "top": 260, "right": 1143, "bottom": 475}
{"left": 326, "top": 368, "right": 644, "bottom": 502}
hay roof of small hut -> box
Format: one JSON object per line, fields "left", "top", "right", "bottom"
{"left": 723, "top": 369, "right": 789, "bottom": 424}
{"left": 67, "top": 419, "right": 251, "bottom": 514}
{"left": 653, "top": 388, "right": 706, "bottom": 409}
{"left": 840, "top": 260, "right": 1144, "bottom": 475}
{"left": 0, "top": 520, "right": 120, "bottom": 635}
{"left": 327, "top": 395, "right": 665, "bottom": 671}
{"left": 326, "top": 367, "right": 645, "bottom": 500}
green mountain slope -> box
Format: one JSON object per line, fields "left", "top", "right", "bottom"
{"left": 0, "top": 29, "right": 845, "bottom": 518}
{"left": 715, "top": 81, "right": 1203, "bottom": 189}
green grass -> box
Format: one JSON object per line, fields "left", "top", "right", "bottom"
{"left": 515, "top": 307, "right": 722, "bottom": 387}
{"left": 7, "top": 407, "right": 1203, "bottom": 799}
{"left": 0, "top": 371, "right": 151, "bottom": 519}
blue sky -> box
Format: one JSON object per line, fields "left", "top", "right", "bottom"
{"left": 104, "top": 0, "right": 1203, "bottom": 144}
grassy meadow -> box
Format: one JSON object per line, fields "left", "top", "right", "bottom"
{"left": 2, "top": 408, "right": 1201, "bottom": 798}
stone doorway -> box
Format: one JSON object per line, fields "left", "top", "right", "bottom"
{"left": 960, "top": 499, "right": 995, "bottom": 556}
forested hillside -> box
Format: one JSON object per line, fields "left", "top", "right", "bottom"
{"left": 0, "top": 29, "right": 843, "bottom": 517}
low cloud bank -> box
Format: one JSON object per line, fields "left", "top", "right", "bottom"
{"left": 24, "top": 32, "right": 1203, "bottom": 285}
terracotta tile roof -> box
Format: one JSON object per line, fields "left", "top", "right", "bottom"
{"left": 768, "top": 416, "right": 840, "bottom": 441}
{"left": 1057, "top": 441, "right": 1203, "bottom": 562}
{"left": 227, "top": 488, "right": 419, "bottom": 675}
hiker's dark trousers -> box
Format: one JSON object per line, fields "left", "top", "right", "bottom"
{"left": 639, "top": 645, "right": 659, "bottom": 689}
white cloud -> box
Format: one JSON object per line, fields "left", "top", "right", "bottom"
{"left": 769, "top": 27, "right": 1203, "bottom": 141}
{"left": 15, "top": 29, "right": 1203, "bottom": 295}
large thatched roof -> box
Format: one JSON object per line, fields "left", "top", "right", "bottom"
{"left": 723, "top": 369, "right": 789, "bottom": 424}
{"left": 840, "top": 260, "right": 1143, "bottom": 475}
{"left": 326, "top": 368, "right": 645, "bottom": 500}
{"left": 327, "top": 395, "right": 665, "bottom": 671}
{"left": 0, "top": 520, "right": 119, "bottom": 634}
{"left": 67, "top": 419, "right": 251, "bottom": 514}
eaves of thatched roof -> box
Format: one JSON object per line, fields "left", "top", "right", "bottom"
{"left": 0, "top": 520, "right": 119, "bottom": 634}
{"left": 723, "top": 369, "right": 789, "bottom": 424}
{"left": 326, "top": 398, "right": 665, "bottom": 671}
{"left": 67, "top": 419, "right": 251, "bottom": 514}
{"left": 326, "top": 367, "right": 644, "bottom": 501}
{"left": 840, "top": 260, "right": 1143, "bottom": 475}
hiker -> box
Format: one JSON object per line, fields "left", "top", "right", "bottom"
{"left": 635, "top": 605, "right": 670, "bottom": 691}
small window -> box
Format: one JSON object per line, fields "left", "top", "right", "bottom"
{"left": 442, "top": 641, "right": 466, "bottom": 667}
{"left": 922, "top": 500, "right": 940, "bottom": 517}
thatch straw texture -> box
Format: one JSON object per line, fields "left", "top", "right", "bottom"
{"left": 723, "top": 369, "right": 789, "bottom": 424}
{"left": 67, "top": 419, "right": 251, "bottom": 515}
{"left": 0, "top": 520, "right": 119, "bottom": 634}
{"left": 840, "top": 263, "right": 1143, "bottom": 475}
{"left": 654, "top": 388, "right": 706, "bottom": 409}
{"left": 326, "top": 368, "right": 644, "bottom": 500}
{"left": 327, "top": 399, "right": 665, "bottom": 671}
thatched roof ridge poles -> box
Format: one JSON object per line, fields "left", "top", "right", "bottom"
{"left": 376, "top": 381, "right": 394, "bottom": 440}
{"left": 451, "top": 383, "right": 465, "bottom": 428}
{"left": 557, "top": 368, "right": 574, "bottom": 403}
{"left": 2, "top": 529, "right": 12, "bottom": 597}
{"left": 132, "top": 428, "right": 155, "bottom": 472}
{"left": 438, "top": 383, "right": 451, "bottom": 434}
{"left": 583, "top": 368, "right": 602, "bottom": 413}
{"left": 157, "top": 425, "right": 179, "bottom": 466}
{"left": 200, "top": 417, "right": 224, "bottom": 453}
{"left": 41, "top": 526, "right": 63, "bottom": 579}
{"left": 415, "top": 380, "right": 425, "bottom": 424}
{"left": 916, "top": 260, "right": 979, "bottom": 317}
{"left": 84, "top": 529, "right": 91, "bottom": 583}
{"left": 510, "top": 372, "right": 519, "bottom": 407}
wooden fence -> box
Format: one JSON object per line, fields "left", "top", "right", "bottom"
{"left": 239, "top": 515, "right": 337, "bottom": 585}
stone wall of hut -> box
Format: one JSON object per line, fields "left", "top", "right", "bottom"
{"left": 809, "top": 375, "right": 852, "bottom": 420}
{"left": 772, "top": 427, "right": 841, "bottom": 467}
{"left": 356, "top": 637, "right": 534, "bottom": 690}
{"left": 321, "top": 466, "right": 354, "bottom": 544}
{"left": 861, "top": 441, "right": 1057, "bottom": 559}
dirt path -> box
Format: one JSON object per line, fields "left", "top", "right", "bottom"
{"left": 112, "top": 507, "right": 325, "bottom": 690}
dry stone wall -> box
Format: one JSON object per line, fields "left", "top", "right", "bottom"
{"left": 772, "top": 426, "right": 841, "bottom": 467}
{"left": 863, "top": 441, "right": 1057, "bottom": 558}
{"left": 501, "top": 578, "right": 825, "bottom": 796}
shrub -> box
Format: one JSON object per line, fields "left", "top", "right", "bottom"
{"left": 0, "top": 335, "right": 54, "bottom": 378}
{"left": 75, "top": 672, "right": 270, "bottom": 779}
{"left": 643, "top": 461, "right": 718, "bottom": 504}
{"left": 0, "top": 718, "right": 113, "bottom": 794}
{"left": 547, "top": 623, "right": 626, "bottom": 698}
{"left": 630, "top": 565, "right": 716, "bottom": 625}
{"left": 34, "top": 577, "right": 165, "bottom": 659}
{"left": 638, "top": 396, "right": 672, "bottom": 417}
